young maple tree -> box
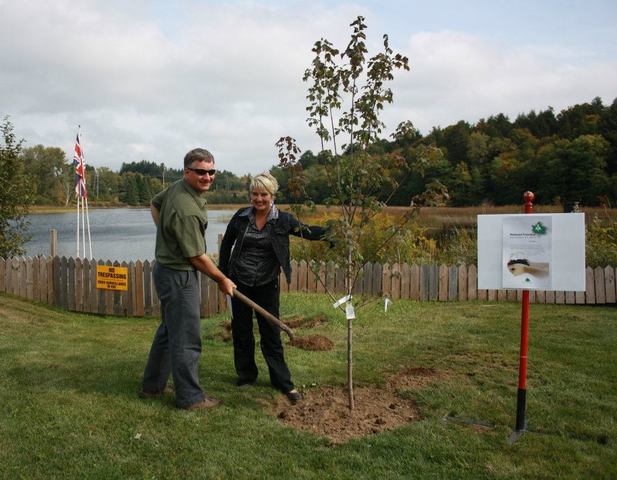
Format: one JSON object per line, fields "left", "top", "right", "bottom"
{"left": 275, "top": 17, "right": 433, "bottom": 410}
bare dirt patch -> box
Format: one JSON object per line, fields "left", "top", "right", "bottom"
{"left": 218, "top": 315, "right": 334, "bottom": 351}
{"left": 285, "top": 314, "right": 334, "bottom": 351}
{"left": 273, "top": 385, "right": 419, "bottom": 443}
{"left": 283, "top": 314, "right": 327, "bottom": 329}
{"left": 272, "top": 367, "right": 446, "bottom": 443}
{"left": 219, "top": 321, "right": 232, "bottom": 342}
{"left": 290, "top": 334, "right": 334, "bottom": 351}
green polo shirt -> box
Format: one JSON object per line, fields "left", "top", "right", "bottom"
{"left": 152, "top": 179, "right": 208, "bottom": 271}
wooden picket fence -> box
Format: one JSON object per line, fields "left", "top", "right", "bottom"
{"left": 0, "top": 256, "right": 615, "bottom": 318}
{"left": 0, "top": 256, "right": 227, "bottom": 318}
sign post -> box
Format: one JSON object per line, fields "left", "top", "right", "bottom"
{"left": 512, "top": 191, "right": 534, "bottom": 442}
{"left": 477, "top": 192, "right": 585, "bottom": 443}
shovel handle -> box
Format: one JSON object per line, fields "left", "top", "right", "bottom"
{"left": 232, "top": 289, "right": 294, "bottom": 341}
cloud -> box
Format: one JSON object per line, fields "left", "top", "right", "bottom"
{"left": 389, "top": 30, "right": 617, "bottom": 133}
{"left": 1, "top": 1, "right": 616, "bottom": 175}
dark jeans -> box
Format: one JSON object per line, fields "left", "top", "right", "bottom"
{"left": 231, "top": 280, "right": 294, "bottom": 393}
{"left": 141, "top": 263, "right": 206, "bottom": 408}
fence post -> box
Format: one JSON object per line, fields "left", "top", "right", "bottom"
{"left": 468, "top": 265, "right": 478, "bottom": 300}
{"left": 81, "top": 257, "right": 89, "bottom": 312}
{"left": 372, "top": 262, "right": 383, "bottom": 297}
{"left": 409, "top": 264, "right": 419, "bottom": 300}
{"left": 438, "top": 264, "right": 448, "bottom": 301}
{"left": 391, "top": 263, "right": 401, "bottom": 300}
{"left": 74, "top": 258, "right": 83, "bottom": 311}
{"left": 419, "top": 264, "right": 430, "bottom": 301}
{"left": 307, "top": 261, "right": 318, "bottom": 293}
{"left": 317, "top": 262, "right": 327, "bottom": 294}
{"left": 298, "top": 260, "right": 308, "bottom": 292}
{"left": 143, "top": 260, "right": 152, "bottom": 316}
{"left": 429, "top": 264, "right": 439, "bottom": 301}
{"left": 19, "top": 257, "right": 27, "bottom": 298}
{"left": 457, "top": 264, "right": 468, "bottom": 301}
{"left": 89, "top": 259, "right": 97, "bottom": 313}
{"left": 382, "top": 263, "right": 392, "bottom": 299}
{"left": 605, "top": 266, "right": 616, "bottom": 304}
{"left": 448, "top": 265, "right": 458, "bottom": 302}
{"left": 400, "top": 263, "right": 411, "bottom": 299}
{"left": 290, "top": 260, "right": 299, "bottom": 291}
{"left": 585, "top": 267, "right": 595, "bottom": 304}
{"left": 594, "top": 266, "right": 606, "bottom": 304}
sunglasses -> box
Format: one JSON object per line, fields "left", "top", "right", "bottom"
{"left": 186, "top": 167, "right": 216, "bottom": 176}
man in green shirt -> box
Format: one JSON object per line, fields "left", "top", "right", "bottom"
{"left": 140, "top": 148, "right": 235, "bottom": 410}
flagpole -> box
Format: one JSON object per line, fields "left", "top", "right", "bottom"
{"left": 75, "top": 125, "right": 81, "bottom": 259}
{"left": 79, "top": 126, "right": 86, "bottom": 259}
{"left": 81, "top": 128, "right": 93, "bottom": 259}
{"left": 76, "top": 195, "right": 80, "bottom": 259}
{"left": 85, "top": 197, "right": 93, "bottom": 259}
{"left": 73, "top": 125, "right": 93, "bottom": 260}
{"left": 81, "top": 198, "right": 86, "bottom": 258}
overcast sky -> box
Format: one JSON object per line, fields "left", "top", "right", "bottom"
{"left": 2, "top": 0, "right": 616, "bottom": 175}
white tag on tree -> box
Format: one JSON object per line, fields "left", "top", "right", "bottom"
{"left": 345, "top": 302, "right": 356, "bottom": 320}
{"left": 333, "top": 294, "right": 351, "bottom": 308}
{"left": 384, "top": 297, "right": 392, "bottom": 312}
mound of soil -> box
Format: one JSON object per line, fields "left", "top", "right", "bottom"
{"left": 272, "top": 367, "right": 445, "bottom": 443}
{"left": 290, "top": 334, "right": 334, "bottom": 351}
{"left": 219, "top": 317, "right": 334, "bottom": 351}
{"left": 273, "top": 385, "right": 418, "bottom": 444}
{"left": 219, "top": 321, "right": 232, "bottom": 342}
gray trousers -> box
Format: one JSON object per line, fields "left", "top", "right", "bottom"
{"left": 141, "top": 263, "right": 205, "bottom": 408}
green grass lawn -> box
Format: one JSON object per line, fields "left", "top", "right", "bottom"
{"left": 0, "top": 292, "right": 615, "bottom": 479}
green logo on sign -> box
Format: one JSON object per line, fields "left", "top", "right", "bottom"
{"left": 531, "top": 222, "right": 547, "bottom": 235}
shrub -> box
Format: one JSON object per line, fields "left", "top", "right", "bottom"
{"left": 586, "top": 213, "right": 617, "bottom": 267}
{"left": 290, "top": 212, "right": 435, "bottom": 264}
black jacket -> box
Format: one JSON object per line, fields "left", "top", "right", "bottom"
{"left": 219, "top": 207, "right": 327, "bottom": 284}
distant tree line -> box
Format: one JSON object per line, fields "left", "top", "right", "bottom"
{"left": 22, "top": 156, "right": 251, "bottom": 206}
{"left": 272, "top": 97, "right": 617, "bottom": 207}
{"left": 7, "top": 96, "right": 617, "bottom": 208}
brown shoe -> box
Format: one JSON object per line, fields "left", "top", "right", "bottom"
{"left": 138, "top": 389, "right": 160, "bottom": 399}
{"left": 184, "top": 396, "right": 221, "bottom": 410}
{"left": 138, "top": 385, "right": 174, "bottom": 399}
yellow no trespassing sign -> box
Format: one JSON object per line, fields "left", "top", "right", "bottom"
{"left": 96, "top": 265, "right": 128, "bottom": 291}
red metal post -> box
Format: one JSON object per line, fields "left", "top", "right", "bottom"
{"left": 515, "top": 191, "right": 534, "bottom": 432}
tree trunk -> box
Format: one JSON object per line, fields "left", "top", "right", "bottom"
{"left": 346, "top": 243, "right": 355, "bottom": 410}
{"left": 347, "top": 316, "right": 354, "bottom": 410}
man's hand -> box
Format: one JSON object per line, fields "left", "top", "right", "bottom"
{"left": 218, "top": 277, "right": 236, "bottom": 296}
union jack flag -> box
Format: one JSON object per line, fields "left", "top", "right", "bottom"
{"left": 72, "top": 131, "right": 88, "bottom": 198}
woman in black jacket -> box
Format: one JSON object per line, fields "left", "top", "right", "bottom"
{"left": 219, "top": 172, "right": 327, "bottom": 403}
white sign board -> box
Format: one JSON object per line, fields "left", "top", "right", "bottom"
{"left": 478, "top": 213, "right": 585, "bottom": 291}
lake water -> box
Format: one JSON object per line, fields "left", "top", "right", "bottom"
{"left": 23, "top": 208, "right": 236, "bottom": 262}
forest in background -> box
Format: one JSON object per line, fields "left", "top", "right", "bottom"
{"left": 14, "top": 96, "right": 617, "bottom": 208}
{"left": 273, "top": 96, "right": 617, "bottom": 208}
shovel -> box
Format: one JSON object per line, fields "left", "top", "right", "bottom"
{"left": 232, "top": 289, "right": 295, "bottom": 341}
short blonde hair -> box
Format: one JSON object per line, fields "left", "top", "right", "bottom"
{"left": 250, "top": 172, "right": 278, "bottom": 196}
